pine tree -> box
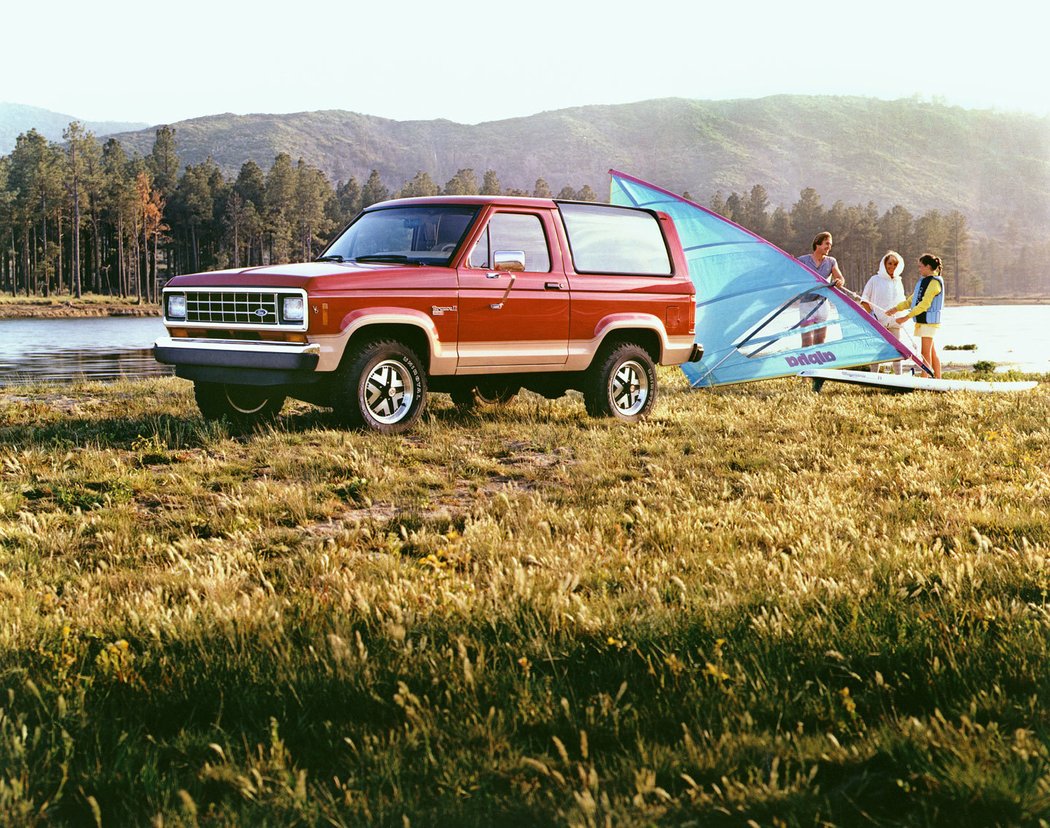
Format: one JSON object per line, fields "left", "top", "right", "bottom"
{"left": 264, "top": 153, "right": 296, "bottom": 263}
{"left": 360, "top": 170, "right": 389, "bottom": 209}
{"left": 233, "top": 161, "right": 267, "bottom": 265}
{"left": 855, "top": 201, "right": 883, "bottom": 285}
{"left": 234, "top": 160, "right": 266, "bottom": 208}
{"left": 913, "top": 211, "right": 947, "bottom": 266}
{"left": 224, "top": 192, "right": 246, "bottom": 268}
{"left": 481, "top": 170, "right": 501, "bottom": 195}
{"left": 335, "top": 177, "right": 362, "bottom": 222}
{"left": 878, "top": 205, "right": 913, "bottom": 258}
{"left": 944, "top": 210, "right": 971, "bottom": 298}
{"left": 790, "top": 188, "right": 825, "bottom": 252}
{"left": 0, "top": 158, "right": 13, "bottom": 295}
{"left": 176, "top": 162, "right": 220, "bottom": 271}
{"left": 723, "top": 192, "right": 743, "bottom": 223}
{"left": 8, "top": 130, "right": 63, "bottom": 295}
{"left": 769, "top": 206, "right": 793, "bottom": 251}
{"left": 101, "top": 138, "right": 136, "bottom": 295}
{"left": 293, "top": 159, "right": 333, "bottom": 260}
{"left": 443, "top": 168, "right": 478, "bottom": 196}
{"left": 63, "top": 121, "right": 98, "bottom": 298}
{"left": 80, "top": 131, "right": 105, "bottom": 293}
{"left": 147, "top": 126, "right": 179, "bottom": 197}
{"left": 532, "top": 178, "right": 552, "bottom": 198}
{"left": 576, "top": 185, "right": 597, "bottom": 202}
{"left": 743, "top": 184, "right": 770, "bottom": 236}
{"left": 398, "top": 170, "right": 440, "bottom": 198}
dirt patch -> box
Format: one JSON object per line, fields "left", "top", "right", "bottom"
{"left": 306, "top": 445, "right": 576, "bottom": 540}
{"left": 0, "top": 391, "right": 103, "bottom": 413}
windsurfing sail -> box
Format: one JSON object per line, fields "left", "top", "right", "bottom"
{"left": 609, "top": 170, "right": 922, "bottom": 387}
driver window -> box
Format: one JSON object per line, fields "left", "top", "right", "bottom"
{"left": 468, "top": 213, "right": 551, "bottom": 272}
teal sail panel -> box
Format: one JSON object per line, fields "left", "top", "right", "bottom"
{"left": 609, "top": 170, "right": 918, "bottom": 387}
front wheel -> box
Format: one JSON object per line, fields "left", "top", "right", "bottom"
{"left": 334, "top": 339, "right": 427, "bottom": 433}
{"left": 193, "top": 382, "right": 286, "bottom": 427}
{"left": 583, "top": 343, "right": 657, "bottom": 422}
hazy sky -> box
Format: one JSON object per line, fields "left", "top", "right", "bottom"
{"left": 3, "top": 0, "right": 1047, "bottom": 125}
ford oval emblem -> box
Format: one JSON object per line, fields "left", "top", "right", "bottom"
{"left": 254, "top": 308, "right": 268, "bottom": 318}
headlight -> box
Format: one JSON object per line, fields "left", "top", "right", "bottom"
{"left": 282, "top": 296, "right": 305, "bottom": 322}
{"left": 167, "top": 294, "right": 187, "bottom": 319}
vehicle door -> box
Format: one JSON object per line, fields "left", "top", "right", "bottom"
{"left": 456, "top": 208, "right": 569, "bottom": 368}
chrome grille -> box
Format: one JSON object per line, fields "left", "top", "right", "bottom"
{"left": 185, "top": 291, "right": 279, "bottom": 325}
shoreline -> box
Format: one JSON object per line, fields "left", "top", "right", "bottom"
{"left": 0, "top": 302, "right": 160, "bottom": 319}
{"left": 948, "top": 296, "right": 1050, "bottom": 307}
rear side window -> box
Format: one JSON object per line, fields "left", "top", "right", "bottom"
{"left": 468, "top": 213, "right": 551, "bottom": 272}
{"left": 559, "top": 203, "right": 672, "bottom": 275}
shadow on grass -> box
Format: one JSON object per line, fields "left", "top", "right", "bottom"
{"left": 0, "top": 412, "right": 218, "bottom": 450}
{"left": 0, "top": 386, "right": 602, "bottom": 451}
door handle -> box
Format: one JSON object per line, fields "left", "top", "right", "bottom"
{"left": 545, "top": 281, "right": 564, "bottom": 290}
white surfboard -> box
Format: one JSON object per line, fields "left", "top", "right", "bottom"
{"left": 799, "top": 368, "right": 1038, "bottom": 393}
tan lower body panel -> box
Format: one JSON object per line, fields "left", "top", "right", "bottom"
{"left": 309, "top": 332, "right": 697, "bottom": 376}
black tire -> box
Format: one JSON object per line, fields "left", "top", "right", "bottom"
{"left": 583, "top": 343, "right": 657, "bottom": 422}
{"left": 193, "top": 382, "right": 285, "bottom": 426}
{"left": 334, "top": 339, "right": 427, "bottom": 433}
{"left": 450, "top": 381, "right": 520, "bottom": 410}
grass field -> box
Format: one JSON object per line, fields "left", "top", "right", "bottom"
{"left": 1, "top": 371, "right": 1048, "bottom": 826}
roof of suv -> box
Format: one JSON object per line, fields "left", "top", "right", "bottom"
{"left": 365, "top": 195, "right": 617, "bottom": 211}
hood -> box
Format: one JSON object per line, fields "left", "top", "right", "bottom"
{"left": 165, "top": 259, "right": 418, "bottom": 289}
{"left": 875, "top": 251, "right": 904, "bottom": 281}
{"left": 240, "top": 261, "right": 361, "bottom": 278}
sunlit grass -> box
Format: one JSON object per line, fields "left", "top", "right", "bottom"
{"left": 0, "top": 292, "right": 153, "bottom": 304}
{"left": 0, "top": 293, "right": 159, "bottom": 315}
{"left": 1, "top": 371, "right": 1048, "bottom": 825}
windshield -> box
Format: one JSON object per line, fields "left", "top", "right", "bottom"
{"left": 321, "top": 205, "right": 480, "bottom": 266}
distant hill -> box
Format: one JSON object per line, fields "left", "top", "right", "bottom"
{"left": 108, "top": 96, "right": 1050, "bottom": 238}
{"left": 16, "top": 96, "right": 1050, "bottom": 238}
{"left": 0, "top": 102, "right": 148, "bottom": 154}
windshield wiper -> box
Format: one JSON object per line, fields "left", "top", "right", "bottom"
{"left": 352, "top": 254, "right": 422, "bottom": 265}
{"left": 315, "top": 254, "right": 345, "bottom": 262}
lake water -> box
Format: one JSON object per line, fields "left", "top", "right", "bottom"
{"left": 0, "top": 316, "right": 171, "bottom": 386}
{"left": 0, "top": 305, "right": 1046, "bottom": 387}
{"left": 934, "top": 305, "right": 1050, "bottom": 373}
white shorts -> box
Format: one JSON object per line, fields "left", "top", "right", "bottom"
{"left": 800, "top": 299, "right": 829, "bottom": 324}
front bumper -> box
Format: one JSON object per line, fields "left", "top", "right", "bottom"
{"left": 154, "top": 336, "right": 322, "bottom": 385}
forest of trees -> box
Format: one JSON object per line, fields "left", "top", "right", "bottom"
{"left": 0, "top": 123, "right": 1043, "bottom": 302}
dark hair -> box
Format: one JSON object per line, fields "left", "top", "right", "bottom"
{"left": 919, "top": 253, "right": 942, "bottom": 273}
{"left": 812, "top": 231, "right": 832, "bottom": 251}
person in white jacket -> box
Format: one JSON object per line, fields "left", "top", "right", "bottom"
{"left": 860, "top": 251, "right": 907, "bottom": 374}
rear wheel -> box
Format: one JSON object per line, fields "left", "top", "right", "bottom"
{"left": 334, "top": 339, "right": 427, "bottom": 433}
{"left": 583, "top": 343, "right": 657, "bottom": 422}
{"left": 194, "top": 382, "right": 286, "bottom": 426}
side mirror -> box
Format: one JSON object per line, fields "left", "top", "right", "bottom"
{"left": 493, "top": 250, "right": 526, "bottom": 272}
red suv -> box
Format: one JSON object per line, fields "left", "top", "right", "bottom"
{"left": 156, "top": 196, "right": 701, "bottom": 433}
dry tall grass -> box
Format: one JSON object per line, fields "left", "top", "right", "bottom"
{"left": 1, "top": 371, "right": 1047, "bottom": 825}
